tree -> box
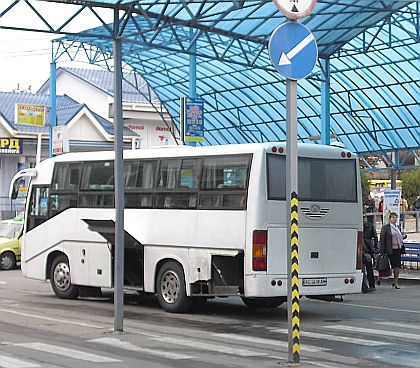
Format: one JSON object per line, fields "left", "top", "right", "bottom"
{"left": 401, "top": 168, "right": 420, "bottom": 207}
{"left": 360, "top": 172, "right": 371, "bottom": 201}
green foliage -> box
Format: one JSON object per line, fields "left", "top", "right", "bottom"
{"left": 360, "top": 172, "right": 370, "bottom": 200}
{"left": 401, "top": 168, "right": 420, "bottom": 207}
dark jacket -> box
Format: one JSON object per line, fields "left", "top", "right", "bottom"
{"left": 363, "top": 221, "right": 378, "bottom": 255}
{"left": 379, "top": 223, "right": 393, "bottom": 256}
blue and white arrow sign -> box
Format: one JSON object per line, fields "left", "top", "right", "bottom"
{"left": 269, "top": 22, "right": 318, "bottom": 80}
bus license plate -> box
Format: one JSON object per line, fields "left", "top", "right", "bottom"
{"left": 302, "top": 278, "right": 327, "bottom": 287}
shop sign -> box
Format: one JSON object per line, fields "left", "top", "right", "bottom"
{"left": 0, "top": 138, "right": 22, "bottom": 155}
{"left": 15, "top": 103, "right": 47, "bottom": 126}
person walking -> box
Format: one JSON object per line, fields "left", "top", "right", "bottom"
{"left": 400, "top": 196, "right": 408, "bottom": 230}
{"left": 362, "top": 216, "right": 378, "bottom": 292}
{"left": 364, "top": 194, "right": 376, "bottom": 224}
{"left": 413, "top": 196, "right": 420, "bottom": 212}
{"left": 378, "top": 197, "right": 384, "bottom": 223}
{"left": 379, "top": 212, "right": 405, "bottom": 289}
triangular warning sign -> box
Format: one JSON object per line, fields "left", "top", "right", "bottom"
{"left": 292, "top": 4, "right": 298, "bottom": 12}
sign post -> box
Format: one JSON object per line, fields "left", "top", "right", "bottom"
{"left": 269, "top": 0, "right": 318, "bottom": 363}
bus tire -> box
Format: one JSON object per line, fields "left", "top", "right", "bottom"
{"left": 50, "top": 255, "right": 79, "bottom": 299}
{"left": 156, "top": 261, "right": 192, "bottom": 313}
{"left": 241, "top": 297, "right": 285, "bottom": 309}
{"left": 0, "top": 251, "right": 16, "bottom": 270}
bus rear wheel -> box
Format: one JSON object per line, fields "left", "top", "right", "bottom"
{"left": 156, "top": 261, "right": 192, "bottom": 313}
{"left": 241, "top": 297, "right": 285, "bottom": 309}
{"left": 50, "top": 255, "right": 79, "bottom": 299}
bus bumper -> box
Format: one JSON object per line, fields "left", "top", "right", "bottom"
{"left": 244, "top": 272, "right": 363, "bottom": 297}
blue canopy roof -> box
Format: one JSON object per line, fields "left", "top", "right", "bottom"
{"left": 3, "top": 1, "right": 417, "bottom": 154}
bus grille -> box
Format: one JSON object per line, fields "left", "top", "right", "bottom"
{"left": 301, "top": 206, "right": 329, "bottom": 220}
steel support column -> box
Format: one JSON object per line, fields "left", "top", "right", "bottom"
{"left": 188, "top": 28, "right": 197, "bottom": 147}
{"left": 320, "top": 58, "right": 331, "bottom": 146}
{"left": 113, "top": 9, "right": 124, "bottom": 332}
{"left": 391, "top": 150, "right": 399, "bottom": 189}
{"left": 189, "top": 28, "right": 197, "bottom": 99}
{"left": 49, "top": 61, "right": 57, "bottom": 158}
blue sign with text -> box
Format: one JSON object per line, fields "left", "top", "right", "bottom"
{"left": 268, "top": 22, "right": 318, "bottom": 80}
{"left": 184, "top": 98, "right": 204, "bottom": 143}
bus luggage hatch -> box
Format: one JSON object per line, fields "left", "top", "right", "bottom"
{"left": 82, "top": 219, "right": 144, "bottom": 288}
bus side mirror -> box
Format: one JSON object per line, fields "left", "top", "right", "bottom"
{"left": 9, "top": 168, "right": 37, "bottom": 200}
{"left": 10, "top": 181, "right": 20, "bottom": 200}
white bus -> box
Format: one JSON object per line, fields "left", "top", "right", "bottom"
{"left": 11, "top": 143, "right": 363, "bottom": 312}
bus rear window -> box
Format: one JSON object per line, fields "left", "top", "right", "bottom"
{"left": 267, "top": 154, "right": 357, "bottom": 203}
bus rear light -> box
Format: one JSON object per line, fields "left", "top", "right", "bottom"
{"left": 356, "top": 231, "right": 363, "bottom": 269}
{"left": 347, "top": 152, "right": 352, "bottom": 158}
{"left": 344, "top": 278, "right": 349, "bottom": 284}
{"left": 271, "top": 146, "right": 277, "bottom": 153}
{"left": 253, "top": 230, "right": 267, "bottom": 271}
{"left": 350, "top": 278, "right": 355, "bottom": 284}
{"left": 341, "top": 151, "right": 346, "bottom": 157}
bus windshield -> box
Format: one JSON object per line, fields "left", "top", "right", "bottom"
{"left": 267, "top": 154, "right": 357, "bottom": 202}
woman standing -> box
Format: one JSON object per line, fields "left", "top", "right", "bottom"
{"left": 379, "top": 212, "right": 405, "bottom": 289}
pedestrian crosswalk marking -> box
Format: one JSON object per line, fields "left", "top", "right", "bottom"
{"left": 325, "top": 325, "right": 420, "bottom": 341}
{"left": 0, "top": 309, "right": 105, "bottom": 329}
{"left": 213, "top": 333, "right": 328, "bottom": 352}
{"left": 15, "top": 342, "right": 121, "bottom": 363}
{"left": 89, "top": 337, "right": 194, "bottom": 360}
{"left": 375, "top": 321, "right": 420, "bottom": 331}
{"left": 152, "top": 336, "right": 267, "bottom": 357}
{"left": 271, "top": 328, "right": 390, "bottom": 347}
{"left": 0, "top": 355, "right": 40, "bottom": 368}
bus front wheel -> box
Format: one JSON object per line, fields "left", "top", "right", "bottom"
{"left": 156, "top": 261, "right": 192, "bottom": 313}
{"left": 0, "top": 251, "right": 16, "bottom": 270}
{"left": 50, "top": 255, "right": 79, "bottom": 299}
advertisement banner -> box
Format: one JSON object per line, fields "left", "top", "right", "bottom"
{"left": 52, "top": 125, "right": 69, "bottom": 155}
{"left": 183, "top": 98, "right": 204, "bottom": 143}
{"left": 15, "top": 103, "right": 46, "bottom": 126}
{"left": 382, "top": 190, "right": 401, "bottom": 224}
{"left": 0, "top": 138, "right": 22, "bottom": 155}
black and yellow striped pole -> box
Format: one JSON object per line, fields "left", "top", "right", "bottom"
{"left": 290, "top": 191, "right": 300, "bottom": 362}
{"left": 285, "top": 77, "right": 300, "bottom": 363}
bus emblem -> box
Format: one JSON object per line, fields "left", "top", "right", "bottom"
{"left": 310, "top": 204, "right": 321, "bottom": 213}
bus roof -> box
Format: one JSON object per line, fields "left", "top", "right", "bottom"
{"left": 42, "top": 142, "right": 357, "bottom": 164}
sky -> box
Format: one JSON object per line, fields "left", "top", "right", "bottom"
{"left": 0, "top": 30, "right": 82, "bottom": 92}
{"left": 0, "top": 2, "right": 113, "bottom": 93}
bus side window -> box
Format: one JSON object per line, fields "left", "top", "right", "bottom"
{"left": 50, "top": 162, "right": 81, "bottom": 216}
{"left": 27, "top": 186, "right": 50, "bottom": 231}
{"left": 199, "top": 155, "right": 250, "bottom": 209}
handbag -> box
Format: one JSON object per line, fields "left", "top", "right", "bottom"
{"left": 376, "top": 255, "right": 390, "bottom": 272}
{"left": 401, "top": 245, "right": 406, "bottom": 254}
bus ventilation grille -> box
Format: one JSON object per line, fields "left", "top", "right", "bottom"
{"left": 301, "top": 206, "right": 329, "bottom": 220}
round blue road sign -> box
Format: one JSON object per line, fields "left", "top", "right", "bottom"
{"left": 268, "top": 22, "right": 318, "bottom": 80}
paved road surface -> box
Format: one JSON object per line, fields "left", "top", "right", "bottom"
{"left": 0, "top": 269, "right": 419, "bottom": 367}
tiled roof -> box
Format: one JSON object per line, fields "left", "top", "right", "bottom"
{"left": 91, "top": 110, "right": 137, "bottom": 136}
{"left": 0, "top": 92, "right": 78, "bottom": 133}
{"left": 57, "top": 67, "right": 159, "bottom": 104}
